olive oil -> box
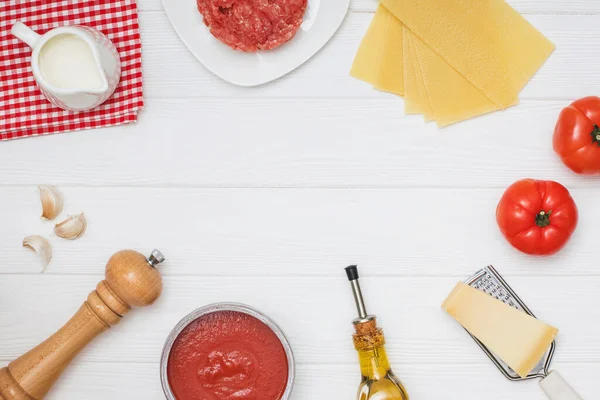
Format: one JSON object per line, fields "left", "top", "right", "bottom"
{"left": 356, "top": 338, "right": 409, "bottom": 400}
{"left": 345, "top": 265, "right": 410, "bottom": 400}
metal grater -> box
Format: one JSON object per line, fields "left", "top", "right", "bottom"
{"left": 464, "top": 265, "right": 555, "bottom": 381}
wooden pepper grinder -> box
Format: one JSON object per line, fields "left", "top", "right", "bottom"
{"left": 0, "top": 249, "right": 165, "bottom": 400}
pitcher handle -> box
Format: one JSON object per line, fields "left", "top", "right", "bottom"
{"left": 11, "top": 22, "right": 41, "bottom": 48}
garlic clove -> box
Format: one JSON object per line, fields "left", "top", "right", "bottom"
{"left": 39, "top": 185, "right": 64, "bottom": 220}
{"left": 54, "top": 213, "right": 87, "bottom": 240}
{"left": 23, "top": 235, "right": 52, "bottom": 271}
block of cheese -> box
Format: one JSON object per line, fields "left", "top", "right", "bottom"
{"left": 373, "top": 8, "right": 404, "bottom": 96}
{"left": 442, "top": 282, "right": 558, "bottom": 378}
{"left": 381, "top": 0, "right": 555, "bottom": 108}
{"left": 409, "top": 31, "right": 509, "bottom": 127}
{"left": 350, "top": 5, "right": 389, "bottom": 86}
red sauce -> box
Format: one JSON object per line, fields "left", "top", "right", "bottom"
{"left": 167, "top": 310, "right": 289, "bottom": 400}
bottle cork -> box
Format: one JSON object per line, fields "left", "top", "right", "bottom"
{"left": 352, "top": 318, "right": 385, "bottom": 351}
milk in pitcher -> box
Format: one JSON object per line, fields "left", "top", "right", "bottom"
{"left": 38, "top": 34, "right": 104, "bottom": 90}
{"left": 11, "top": 21, "right": 121, "bottom": 111}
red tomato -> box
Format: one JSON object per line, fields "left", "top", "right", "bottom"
{"left": 553, "top": 96, "right": 600, "bottom": 174}
{"left": 496, "top": 179, "right": 578, "bottom": 255}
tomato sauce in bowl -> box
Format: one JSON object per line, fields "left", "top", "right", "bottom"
{"left": 161, "top": 304, "right": 295, "bottom": 400}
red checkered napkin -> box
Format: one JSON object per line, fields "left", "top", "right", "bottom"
{"left": 0, "top": 0, "right": 144, "bottom": 140}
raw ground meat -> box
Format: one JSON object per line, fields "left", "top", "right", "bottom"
{"left": 197, "top": 0, "right": 308, "bottom": 52}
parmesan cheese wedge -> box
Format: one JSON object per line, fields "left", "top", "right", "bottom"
{"left": 442, "top": 282, "right": 558, "bottom": 378}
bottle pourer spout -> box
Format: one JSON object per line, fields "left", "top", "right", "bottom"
{"left": 345, "top": 265, "right": 368, "bottom": 320}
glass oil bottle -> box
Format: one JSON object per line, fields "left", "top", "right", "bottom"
{"left": 345, "top": 265, "right": 410, "bottom": 400}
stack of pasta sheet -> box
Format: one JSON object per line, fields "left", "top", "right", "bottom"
{"left": 351, "top": 0, "right": 555, "bottom": 127}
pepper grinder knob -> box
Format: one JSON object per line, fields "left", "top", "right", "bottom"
{"left": 148, "top": 249, "right": 166, "bottom": 267}
{"left": 104, "top": 249, "right": 164, "bottom": 308}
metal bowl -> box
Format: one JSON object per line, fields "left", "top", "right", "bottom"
{"left": 160, "top": 302, "right": 295, "bottom": 400}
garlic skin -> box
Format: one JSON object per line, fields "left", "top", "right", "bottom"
{"left": 23, "top": 235, "right": 52, "bottom": 271}
{"left": 54, "top": 213, "right": 87, "bottom": 240}
{"left": 39, "top": 185, "right": 64, "bottom": 220}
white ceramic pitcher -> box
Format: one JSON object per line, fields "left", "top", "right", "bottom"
{"left": 11, "top": 22, "right": 121, "bottom": 112}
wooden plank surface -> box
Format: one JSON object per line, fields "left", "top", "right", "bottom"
{"left": 0, "top": 1, "right": 597, "bottom": 399}
{"left": 0, "top": 99, "right": 599, "bottom": 188}
{"left": 0, "top": 187, "right": 597, "bottom": 276}
{"left": 0, "top": 276, "right": 596, "bottom": 365}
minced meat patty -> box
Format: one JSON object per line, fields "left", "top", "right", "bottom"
{"left": 197, "top": 0, "right": 308, "bottom": 52}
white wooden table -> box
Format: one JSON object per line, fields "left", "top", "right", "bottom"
{"left": 1, "top": 0, "right": 599, "bottom": 399}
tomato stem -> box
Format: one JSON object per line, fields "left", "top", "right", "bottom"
{"left": 592, "top": 125, "right": 600, "bottom": 145}
{"left": 535, "top": 210, "right": 552, "bottom": 227}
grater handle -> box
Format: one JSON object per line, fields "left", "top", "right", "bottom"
{"left": 540, "top": 371, "right": 583, "bottom": 400}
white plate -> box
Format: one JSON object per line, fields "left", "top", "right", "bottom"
{"left": 162, "top": 0, "right": 350, "bottom": 86}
